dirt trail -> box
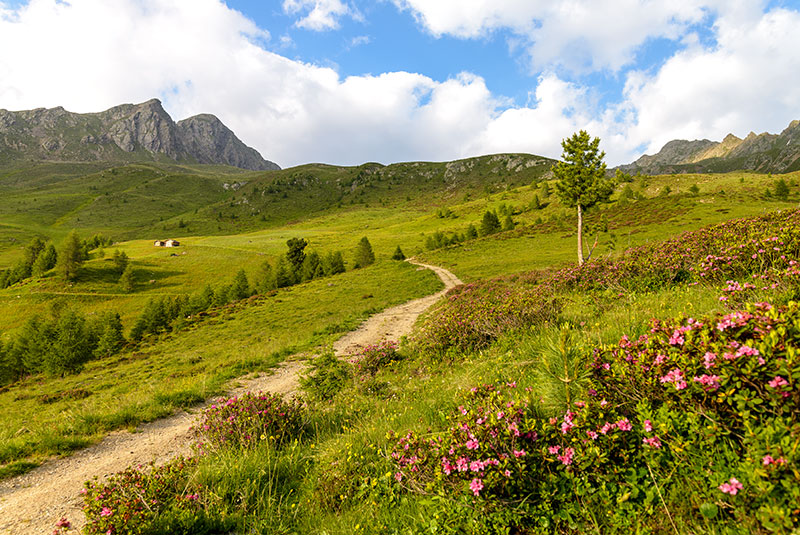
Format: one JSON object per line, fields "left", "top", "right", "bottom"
{"left": 0, "top": 260, "right": 461, "bottom": 535}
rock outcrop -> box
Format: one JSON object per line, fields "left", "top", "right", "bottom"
{"left": 0, "top": 99, "right": 279, "bottom": 171}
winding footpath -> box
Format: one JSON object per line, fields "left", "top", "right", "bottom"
{"left": 0, "top": 260, "right": 461, "bottom": 535}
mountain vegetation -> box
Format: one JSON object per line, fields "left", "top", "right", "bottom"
{"left": 2, "top": 119, "right": 800, "bottom": 533}
{"left": 620, "top": 118, "right": 800, "bottom": 174}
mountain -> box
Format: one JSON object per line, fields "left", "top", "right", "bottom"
{"left": 620, "top": 119, "right": 800, "bottom": 174}
{"left": 0, "top": 99, "right": 279, "bottom": 171}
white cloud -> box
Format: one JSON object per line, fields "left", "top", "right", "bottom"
{"left": 282, "top": 0, "right": 351, "bottom": 31}
{"left": 392, "top": 0, "right": 711, "bottom": 73}
{"left": 622, "top": 6, "right": 800, "bottom": 158}
{"left": 0, "top": 0, "right": 799, "bottom": 170}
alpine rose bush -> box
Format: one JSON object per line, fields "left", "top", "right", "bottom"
{"left": 391, "top": 302, "right": 800, "bottom": 533}
{"left": 193, "top": 391, "right": 305, "bottom": 450}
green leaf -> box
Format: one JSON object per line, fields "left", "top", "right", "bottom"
{"left": 700, "top": 502, "right": 719, "bottom": 519}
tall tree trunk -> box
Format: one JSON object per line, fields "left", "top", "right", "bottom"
{"left": 577, "top": 204, "right": 584, "bottom": 266}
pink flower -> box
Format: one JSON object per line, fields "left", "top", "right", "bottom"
{"left": 718, "top": 477, "right": 743, "bottom": 495}
{"left": 513, "top": 449, "right": 526, "bottom": 458}
{"left": 395, "top": 472, "right": 403, "bottom": 482}
{"left": 654, "top": 353, "right": 668, "bottom": 365}
{"left": 762, "top": 455, "right": 774, "bottom": 466}
{"left": 616, "top": 418, "right": 632, "bottom": 431}
{"left": 55, "top": 518, "right": 71, "bottom": 528}
{"left": 643, "top": 436, "right": 662, "bottom": 448}
{"left": 456, "top": 457, "right": 469, "bottom": 472}
{"left": 548, "top": 445, "right": 561, "bottom": 454}
{"left": 470, "top": 478, "right": 484, "bottom": 496}
{"left": 586, "top": 430, "right": 599, "bottom": 440}
{"left": 702, "top": 352, "right": 717, "bottom": 369}
{"left": 557, "top": 447, "right": 575, "bottom": 466}
{"left": 504, "top": 469, "right": 512, "bottom": 477}
{"left": 643, "top": 420, "right": 653, "bottom": 432}
{"left": 693, "top": 374, "right": 721, "bottom": 391}
{"left": 100, "top": 507, "right": 113, "bottom": 517}
{"left": 466, "top": 439, "right": 479, "bottom": 450}
{"left": 768, "top": 376, "right": 789, "bottom": 389}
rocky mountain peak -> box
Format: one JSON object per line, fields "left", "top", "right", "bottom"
{"left": 0, "top": 99, "right": 279, "bottom": 170}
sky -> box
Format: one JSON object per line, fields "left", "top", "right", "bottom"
{"left": 1, "top": 0, "right": 800, "bottom": 168}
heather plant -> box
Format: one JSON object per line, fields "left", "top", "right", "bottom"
{"left": 350, "top": 340, "right": 400, "bottom": 378}
{"left": 390, "top": 301, "right": 800, "bottom": 533}
{"left": 193, "top": 391, "right": 305, "bottom": 450}
{"left": 414, "top": 279, "right": 561, "bottom": 356}
{"left": 82, "top": 457, "right": 225, "bottom": 535}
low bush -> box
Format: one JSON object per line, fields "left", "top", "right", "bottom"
{"left": 193, "top": 391, "right": 305, "bottom": 450}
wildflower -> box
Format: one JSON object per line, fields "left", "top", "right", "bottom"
{"left": 693, "top": 374, "right": 721, "bottom": 391}
{"left": 557, "top": 447, "right": 575, "bottom": 465}
{"left": 643, "top": 436, "right": 662, "bottom": 448}
{"left": 616, "top": 418, "right": 632, "bottom": 431}
{"left": 470, "top": 478, "right": 484, "bottom": 496}
{"left": 465, "top": 439, "right": 479, "bottom": 450}
{"left": 643, "top": 420, "right": 653, "bottom": 432}
{"left": 548, "top": 445, "right": 561, "bottom": 454}
{"left": 586, "top": 430, "right": 599, "bottom": 440}
{"left": 55, "top": 518, "right": 71, "bottom": 528}
{"left": 702, "top": 352, "right": 717, "bottom": 369}
{"left": 100, "top": 507, "right": 113, "bottom": 517}
{"left": 718, "top": 477, "right": 743, "bottom": 495}
{"left": 768, "top": 376, "right": 789, "bottom": 389}
{"left": 513, "top": 449, "right": 526, "bottom": 458}
{"left": 394, "top": 472, "right": 403, "bottom": 482}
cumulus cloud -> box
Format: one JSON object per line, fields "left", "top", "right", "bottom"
{"left": 0, "top": 0, "right": 799, "bottom": 169}
{"left": 282, "top": 0, "right": 352, "bottom": 31}
{"left": 392, "top": 0, "right": 710, "bottom": 73}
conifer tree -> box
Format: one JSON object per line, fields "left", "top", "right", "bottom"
{"left": 112, "top": 250, "right": 129, "bottom": 275}
{"left": 480, "top": 211, "right": 501, "bottom": 236}
{"left": 465, "top": 224, "right": 478, "bottom": 239}
{"left": 323, "top": 251, "right": 346, "bottom": 275}
{"left": 552, "top": 131, "right": 614, "bottom": 265}
{"left": 285, "top": 238, "right": 308, "bottom": 274}
{"left": 275, "top": 256, "right": 294, "bottom": 288}
{"left": 301, "top": 251, "right": 321, "bottom": 282}
{"left": 502, "top": 215, "right": 515, "bottom": 231}
{"left": 353, "top": 237, "right": 375, "bottom": 268}
{"left": 774, "top": 178, "right": 790, "bottom": 201}
{"left": 119, "top": 264, "right": 135, "bottom": 293}
{"left": 93, "top": 312, "right": 125, "bottom": 358}
{"left": 31, "top": 244, "right": 57, "bottom": 277}
{"left": 256, "top": 260, "right": 276, "bottom": 292}
{"left": 229, "top": 269, "right": 251, "bottom": 300}
{"left": 56, "top": 230, "right": 84, "bottom": 282}
{"left": 391, "top": 246, "right": 406, "bottom": 260}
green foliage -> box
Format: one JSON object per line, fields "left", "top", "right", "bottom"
{"left": 502, "top": 215, "right": 515, "bottom": 231}
{"left": 31, "top": 244, "right": 57, "bottom": 276}
{"left": 552, "top": 131, "right": 612, "bottom": 210}
{"left": 93, "top": 312, "right": 125, "bottom": 358}
{"left": 119, "top": 264, "right": 135, "bottom": 293}
{"left": 480, "top": 210, "right": 501, "bottom": 236}
{"left": 300, "top": 350, "right": 353, "bottom": 401}
{"left": 689, "top": 183, "right": 700, "bottom": 196}
{"left": 301, "top": 250, "right": 322, "bottom": 282}
{"left": 229, "top": 269, "right": 251, "bottom": 301}
{"left": 465, "top": 223, "right": 478, "bottom": 239}
{"left": 112, "top": 249, "right": 129, "bottom": 275}
{"left": 55, "top": 230, "right": 84, "bottom": 282}
{"left": 391, "top": 246, "right": 406, "bottom": 261}
{"left": 323, "top": 251, "right": 346, "bottom": 275}
{"left": 774, "top": 177, "right": 790, "bottom": 200}
{"left": 286, "top": 237, "right": 308, "bottom": 273}
{"left": 194, "top": 391, "right": 305, "bottom": 450}
{"left": 353, "top": 237, "right": 375, "bottom": 269}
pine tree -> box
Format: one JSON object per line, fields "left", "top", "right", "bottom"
{"left": 552, "top": 131, "right": 614, "bottom": 265}
{"left": 353, "top": 237, "right": 375, "bottom": 268}
{"left": 465, "top": 224, "right": 478, "bottom": 239}
{"left": 323, "top": 251, "right": 346, "bottom": 275}
{"left": 391, "top": 246, "right": 406, "bottom": 260}
{"left": 112, "top": 250, "right": 129, "bottom": 274}
{"left": 256, "top": 260, "right": 276, "bottom": 292}
{"left": 502, "top": 215, "right": 515, "bottom": 231}
{"left": 285, "top": 238, "right": 308, "bottom": 274}
{"left": 46, "top": 310, "right": 93, "bottom": 376}
{"left": 774, "top": 178, "right": 790, "bottom": 201}
{"left": 300, "top": 251, "right": 321, "bottom": 282}
{"left": 275, "top": 256, "right": 294, "bottom": 288}
{"left": 94, "top": 312, "right": 125, "bottom": 358}
{"left": 480, "top": 211, "right": 501, "bottom": 236}
{"left": 119, "top": 264, "right": 135, "bottom": 293}
{"left": 31, "top": 244, "right": 57, "bottom": 277}
{"left": 229, "top": 269, "right": 251, "bottom": 300}
{"left": 56, "top": 230, "right": 84, "bottom": 282}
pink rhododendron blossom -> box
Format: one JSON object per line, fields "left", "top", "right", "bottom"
{"left": 548, "top": 445, "right": 561, "bottom": 454}
{"left": 693, "top": 374, "right": 721, "bottom": 390}
{"left": 616, "top": 418, "right": 633, "bottom": 431}
{"left": 702, "top": 352, "right": 717, "bottom": 369}
{"left": 100, "top": 507, "right": 113, "bottom": 517}
{"left": 513, "top": 449, "right": 526, "bottom": 458}
{"left": 465, "top": 439, "right": 479, "bottom": 450}
{"left": 557, "top": 447, "right": 575, "bottom": 465}
{"left": 768, "top": 376, "right": 789, "bottom": 388}
{"left": 643, "top": 436, "right": 662, "bottom": 448}
{"left": 643, "top": 420, "right": 653, "bottom": 432}
{"left": 718, "top": 477, "right": 743, "bottom": 495}
{"left": 586, "top": 430, "right": 599, "bottom": 440}
{"left": 470, "top": 478, "right": 484, "bottom": 496}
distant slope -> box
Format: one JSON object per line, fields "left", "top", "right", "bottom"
{"left": 0, "top": 153, "right": 555, "bottom": 261}
{"left": 620, "top": 118, "right": 800, "bottom": 174}
{"left": 0, "top": 99, "right": 279, "bottom": 171}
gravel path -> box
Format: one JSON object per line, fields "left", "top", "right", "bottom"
{"left": 0, "top": 260, "right": 461, "bottom": 535}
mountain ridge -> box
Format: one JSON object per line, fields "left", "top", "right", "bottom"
{"left": 620, "top": 118, "right": 800, "bottom": 174}
{"left": 0, "top": 99, "right": 279, "bottom": 171}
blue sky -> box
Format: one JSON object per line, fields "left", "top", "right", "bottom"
{"left": 1, "top": 0, "right": 800, "bottom": 167}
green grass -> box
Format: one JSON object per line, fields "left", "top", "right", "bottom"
{"left": 0, "top": 260, "right": 441, "bottom": 469}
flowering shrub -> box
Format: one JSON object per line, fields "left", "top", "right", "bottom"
{"left": 350, "top": 340, "right": 400, "bottom": 377}
{"left": 82, "top": 457, "right": 215, "bottom": 535}
{"left": 391, "top": 302, "right": 800, "bottom": 533}
{"left": 193, "top": 392, "right": 305, "bottom": 450}
{"left": 415, "top": 280, "right": 561, "bottom": 355}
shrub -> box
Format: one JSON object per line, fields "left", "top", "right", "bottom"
{"left": 300, "top": 351, "right": 352, "bottom": 401}
{"left": 350, "top": 340, "right": 400, "bottom": 378}
{"left": 193, "top": 391, "right": 305, "bottom": 450}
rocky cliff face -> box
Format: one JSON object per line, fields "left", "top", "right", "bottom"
{"left": 0, "top": 99, "right": 279, "bottom": 171}
{"left": 620, "top": 119, "right": 800, "bottom": 174}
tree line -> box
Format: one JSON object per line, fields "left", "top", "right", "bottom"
{"left": 0, "top": 235, "right": 381, "bottom": 385}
